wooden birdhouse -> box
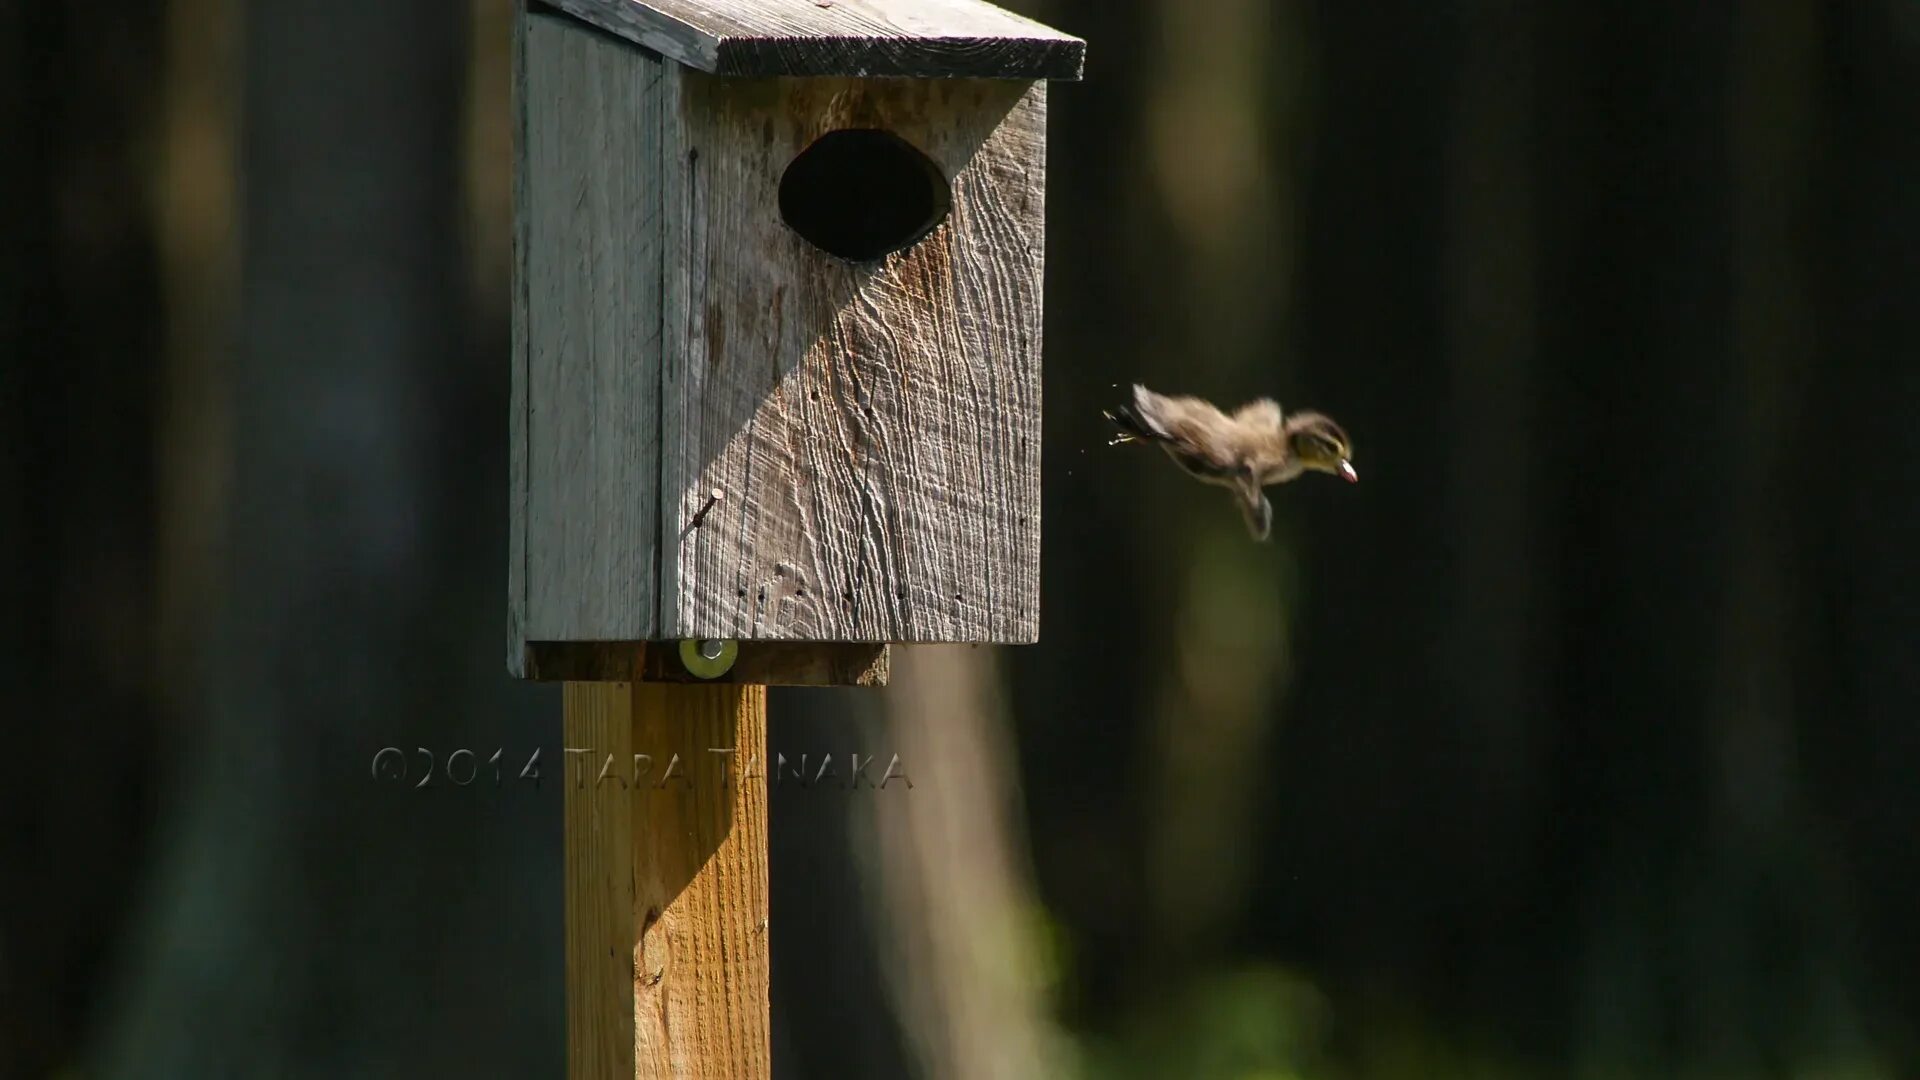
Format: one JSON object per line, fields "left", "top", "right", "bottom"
{"left": 507, "top": 0, "right": 1084, "bottom": 678}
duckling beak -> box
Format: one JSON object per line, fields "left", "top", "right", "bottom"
{"left": 1338, "top": 459, "right": 1359, "bottom": 483}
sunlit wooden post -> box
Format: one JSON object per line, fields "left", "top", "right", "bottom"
{"left": 506, "top": 1, "right": 1082, "bottom": 1074}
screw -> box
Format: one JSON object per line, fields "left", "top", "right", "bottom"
{"left": 678, "top": 638, "right": 739, "bottom": 679}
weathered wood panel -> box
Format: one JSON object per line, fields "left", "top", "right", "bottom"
{"left": 540, "top": 0, "right": 1084, "bottom": 80}
{"left": 521, "top": 640, "right": 890, "bottom": 685}
{"left": 519, "top": 11, "right": 663, "bottom": 646}
{"left": 658, "top": 71, "right": 1046, "bottom": 643}
{"left": 513, "top": 14, "right": 1049, "bottom": 659}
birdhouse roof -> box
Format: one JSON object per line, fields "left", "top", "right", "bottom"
{"left": 543, "top": 0, "right": 1084, "bottom": 80}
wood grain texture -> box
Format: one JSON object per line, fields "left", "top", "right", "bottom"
{"left": 522, "top": 640, "right": 890, "bottom": 685}
{"left": 540, "top": 0, "right": 1084, "bottom": 80}
{"left": 633, "top": 683, "right": 770, "bottom": 1077}
{"left": 563, "top": 681, "right": 639, "bottom": 1078}
{"left": 564, "top": 682, "right": 771, "bottom": 1078}
{"left": 512, "top": 12, "right": 1048, "bottom": 661}
{"left": 520, "top": 11, "right": 664, "bottom": 644}
{"left": 659, "top": 71, "right": 1046, "bottom": 644}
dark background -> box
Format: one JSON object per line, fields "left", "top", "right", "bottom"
{"left": 6, "top": 1, "right": 1918, "bottom": 1076}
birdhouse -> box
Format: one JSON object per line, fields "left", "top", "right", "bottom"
{"left": 507, "top": 0, "right": 1084, "bottom": 677}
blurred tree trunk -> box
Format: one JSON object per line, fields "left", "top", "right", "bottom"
{"left": 1003, "top": 0, "right": 1170, "bottom": 1023}
{"left": 0, "top": 3, "right": 165, "bottom": 1075}
{"left": 1687, "top": 1, "right": 1873, "bottom": 1071}
{"left": 870, "top": 647, "right": 1061, "bottom": 1079}
{"left": 1442, "top": 0, "right": 1546, "bottom": 993}
{"left": 772, "top": 648, "right": 1061, "bottom": 1080}
{"left": 1131, "top": 0, "right": 1305, "bottom": 981}
{"left": 1257, "top": 0, "right": 1466, "bottom": 1005}
{"left": 91, "top": 3, "right": 560, "bottom": 1074}
{"left": 1274, "top": 0, "right": 1745, "bottom": 1060}
{"left": 1799, "top": 0, "right": 1920, "bottom": 1064}
{"left": 768, "top": 686, "right": 920, "bottom": 1078}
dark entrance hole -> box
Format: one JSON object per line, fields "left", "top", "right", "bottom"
{"left": 779, "top": 129, "right": 951, "bottom": 262}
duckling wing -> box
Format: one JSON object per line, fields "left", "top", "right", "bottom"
{"left": 1231, "top": 398, "right": 1284, "bottom": 434}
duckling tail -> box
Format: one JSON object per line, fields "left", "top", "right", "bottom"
{"left": 1103, "top": 403, "right": 1154, "bottom": 446}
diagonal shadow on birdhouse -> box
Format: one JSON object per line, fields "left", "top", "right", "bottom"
{"left": 511, "top": 8, "right": 1065, "bottom": 670}
{"left": 662, "top": 75, "right": 1032, "bottom": 646}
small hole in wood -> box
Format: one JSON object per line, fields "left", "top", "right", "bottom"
{"left": 780, "top": 129, "right": 951, "bottom": 262}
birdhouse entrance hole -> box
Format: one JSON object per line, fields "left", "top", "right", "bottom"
{"left": 779, "top": 129, "right": 951, "bottom": 262}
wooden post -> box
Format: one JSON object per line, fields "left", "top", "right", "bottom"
{"left": 565, "top": 680, "right": 771, "bottom": 1078}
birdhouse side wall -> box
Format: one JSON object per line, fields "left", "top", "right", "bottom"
{"left": 658, "top": 70, "right": 1046, "bottom": 644}
{"left": 513, "top": 11, "right": 668, "bottom": 657}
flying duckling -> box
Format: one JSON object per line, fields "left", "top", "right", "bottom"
{"left": 1105, "top": 384, "right": 1357, "bottom": 541}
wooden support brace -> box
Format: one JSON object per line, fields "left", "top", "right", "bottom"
{"left": 564, "top": 680, "right": 771, "bottom": 1078}
{"left": 524, "top": 641, "right": 888, "bottom": 686}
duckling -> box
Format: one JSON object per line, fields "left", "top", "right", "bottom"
{"left": 1104, "top": 384, "right": 1357, "bottom": 540}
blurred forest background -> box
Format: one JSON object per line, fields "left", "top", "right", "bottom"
{"left": 6, "top": 0, "right": 1920, "bottom": 1076}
